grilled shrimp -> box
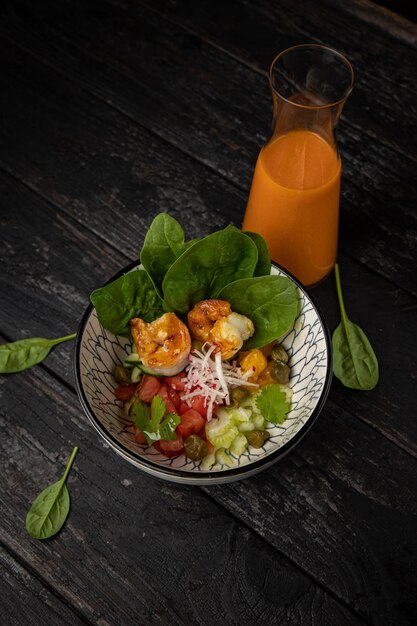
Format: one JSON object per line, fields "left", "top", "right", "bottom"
{"left": 188, "top": 300, "right": 254, "bottom": 360}
{"left": 130, "top": 312, "right": 191, "bottom": 376}
{"left": 210, "top": 312, "right": 255, "bottom": 359}
{"left": 187, "top": 299, "right": 231, "bottom": 342}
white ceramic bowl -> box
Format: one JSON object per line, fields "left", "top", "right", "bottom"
{"left": 74, "top": 262, "right": 332, "bottom": 484}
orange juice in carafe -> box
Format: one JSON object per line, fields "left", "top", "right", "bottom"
{"left": 242, "top": 45, "right": 353, "bottom": 286}
{"left": 243, "top": 129, "right": 341, "bottom": 286}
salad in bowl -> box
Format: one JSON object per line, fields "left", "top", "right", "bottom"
{"left": 75, "top": 213, "right": 331, "bottom": 484}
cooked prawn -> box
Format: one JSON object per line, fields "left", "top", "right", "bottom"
{"left": 209, "top": 312, "right": 255, "bottom": 360}
{"left": 130, "top": 312, "right": 191, "bottom": 376}
{"left": 188, "top": 300, "right": 254, "bottom": 360}
{"left": 187, "top": 299, "right": 231, "bottom": 342}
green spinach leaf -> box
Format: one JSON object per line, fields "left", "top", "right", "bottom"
{"left": 140, "top": 213, "right": 187, "bottom": 292}
{"left": 243, "top": 231, "right": 271, "bottom": 277}
{"left": 26, "top": 446, "right": 78, "bottom": 540}
{"left": 131, "top": 396, "right": 180, "bottom": 446}
{"left": 90, "top": 269, "right": 164, "bottom": 336}
{"left": 332, "top": 264, "right": 379, "bottom": 390}
{"left": 0, "top": 334, "right": 76, "bottom": 374}
{"left": 162, "top": 225, "right": 258, "bottom": 313}
{"left": 218, "top": 275, "right": 298, "bottom": 349}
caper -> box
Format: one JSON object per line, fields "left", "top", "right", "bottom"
{"left": 114, "top": 365, "right": 132, "bottom": 384}
{"left": 271, "top": 344, "right": 289, "bottom": 364}
{"left": 192, "top": 339, "right": 203, "bottom": 352}
{"left": 271, "top": 361, "right": 290, "bottom": 385}
{"left": 245, "top": 429, "right": 269, "bottom": 448}
{"left": 184, "top": 435, "right": 208, "bottom": 461}
{"left": 231, "top": 387, "right": 249, "bottom": 404}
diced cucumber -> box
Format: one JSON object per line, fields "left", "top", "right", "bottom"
{"left": 137, "top": 363, "right": 162, "bottom": 376}
{"left": 124, "top": 395, "right": 137, "bottom": 416}
{"left": 230, "top": 407, "right": 252, "bottom": 423}
{"left": 130, "top": 366, "right": 142, "bottom": 383}
{"left": 125, "top": 353, "right": 141, "bottom": 363}
{"left": 230, "top": 434, "right": 248, "bottom": 456}
{"left": 215, "top": 448, "right": 236, "bottom": 468}
{"left": 201, "top": 452, "right": 216, "bottom": 470}
{"left": 205, "top": 413, "right": 240, "bottom": 449}
{"left": 252, "top": 414, "right": 265, "bottom": 429}
{"left": 237, "top": 421, "right": 255, "bottom": 433}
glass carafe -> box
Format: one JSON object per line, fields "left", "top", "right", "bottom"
{"left": 242, "top": 44, "right": 354, "bottom": 286}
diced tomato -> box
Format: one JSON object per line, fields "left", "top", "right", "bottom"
{"left": 197, "top": 426, "right": 207, "bottom": 440}
{"left": 188, "top": 394, "right": 208, "bottom": 418}
{"left": 138, "top": 375, "right": 161, "bottom": 403}
{"left": 114, "top": 383, "right": 138, "bottom": 401}
{"left": 164, "top": 374, "right": 186, "bottom": 391}
{"left": 167, "top": 386, "right": 181, "bottom": 411}
{"left": 133, "top": 425, "right": 147, "bottom": 445}
{"left": 155, "top": 435, "right": 184, "bottom": 457}
{"left": 177, "top": 409, "right": 205, "bottom": 439}
{"left": 156, "top": 384, "right": 177, "bottom": 414}
{"left": 178, "top": 401, "right": 190, "bottom": 415}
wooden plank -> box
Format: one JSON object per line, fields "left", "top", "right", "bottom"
{"left": 321, "top": 0, "right": 417, "bottom": 47}
{"left": 0, "top": 362, "right": 364, "bottom": 626}
{"left": 0, "top": 40, "right": 416, "bottom": 461}
{"left": 204, "top": 399, "right": 417, "bottom": 625}
{"left": 0, "top": 172, "right": 416, "bottom": 623}
{"left": 0, "top": 1, "right": 416, "bottom": 296}
{"left": 0, "top": 545, "right": 89, "bottom": 626}
{"left": 0, "top": 36, "right": 244, "bottom": 263}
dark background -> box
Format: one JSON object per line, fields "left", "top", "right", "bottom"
{"left": 376, "top": 0, "right": 417, "bottom": 21}
{"left": 1, "top": 1, "right": 416, "bottom": 625}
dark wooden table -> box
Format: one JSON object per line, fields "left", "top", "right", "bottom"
{"left": 1, "top": 1, "right": 416, "bottom": 624}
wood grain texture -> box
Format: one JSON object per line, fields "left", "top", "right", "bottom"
{"left": 0, "top": 545, "right": 88, "bottom": 626}
{"left": 0, "top": 173, "right": 416, "bottom": 624}
{"left": 205, "top": 403, "right": 417, "bottom": 625}
{"left": 141, "top": 0, "right": 417, "bottom": 293}
{"left": 0, "top": 1, "right": 416, "bottom": 623}
{"left": 0, "top": 35, "right": 244, "bottom": 261}
{"left": 0, "top": 0, "right": 416, "bottom": 296}
{"left": 321, "top": 0, "right": 417, "bottom": 46}
{"left": 0, "top": 39, "right": 416, "bottom": 461}
{"left": 0, "top": 364, "right": 364, "bottom": 626}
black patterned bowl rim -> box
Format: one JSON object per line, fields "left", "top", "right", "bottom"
{"left": 74, "top": 261, "right": 333, "bottom": 484}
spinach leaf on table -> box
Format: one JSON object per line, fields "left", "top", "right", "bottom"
{"left": 0, "top": 333, "right": 76, "bottom": 373}
{"left": 90, "top": 268, "right": 164, "bottom": 336}
{"left": 162, "top": 225, "right": 258, "bottom": 313}
{"left": 332, "top": 263, "right": 379, "bottom": 390}
{"left": 26, "top": 446, "right": 78, "bottom": 540}
{"left": 218, "top": 275, "right": 298, "bottom": 349}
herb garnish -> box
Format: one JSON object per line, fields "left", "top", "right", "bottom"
{"left": 332, "top": 264, "right": 379, "bottom": 390}
{"left": 26, "top": 446, "right": 78, "bottom": 540}
{"left": 255, "top": 385, "right": 290, "bottom": 424}
{"left": 131, "top": 396, "right": 180, "bottom": 446}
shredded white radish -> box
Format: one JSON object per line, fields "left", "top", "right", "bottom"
{"left": 182, "top": 342, "right": 258, "bottom": 421}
